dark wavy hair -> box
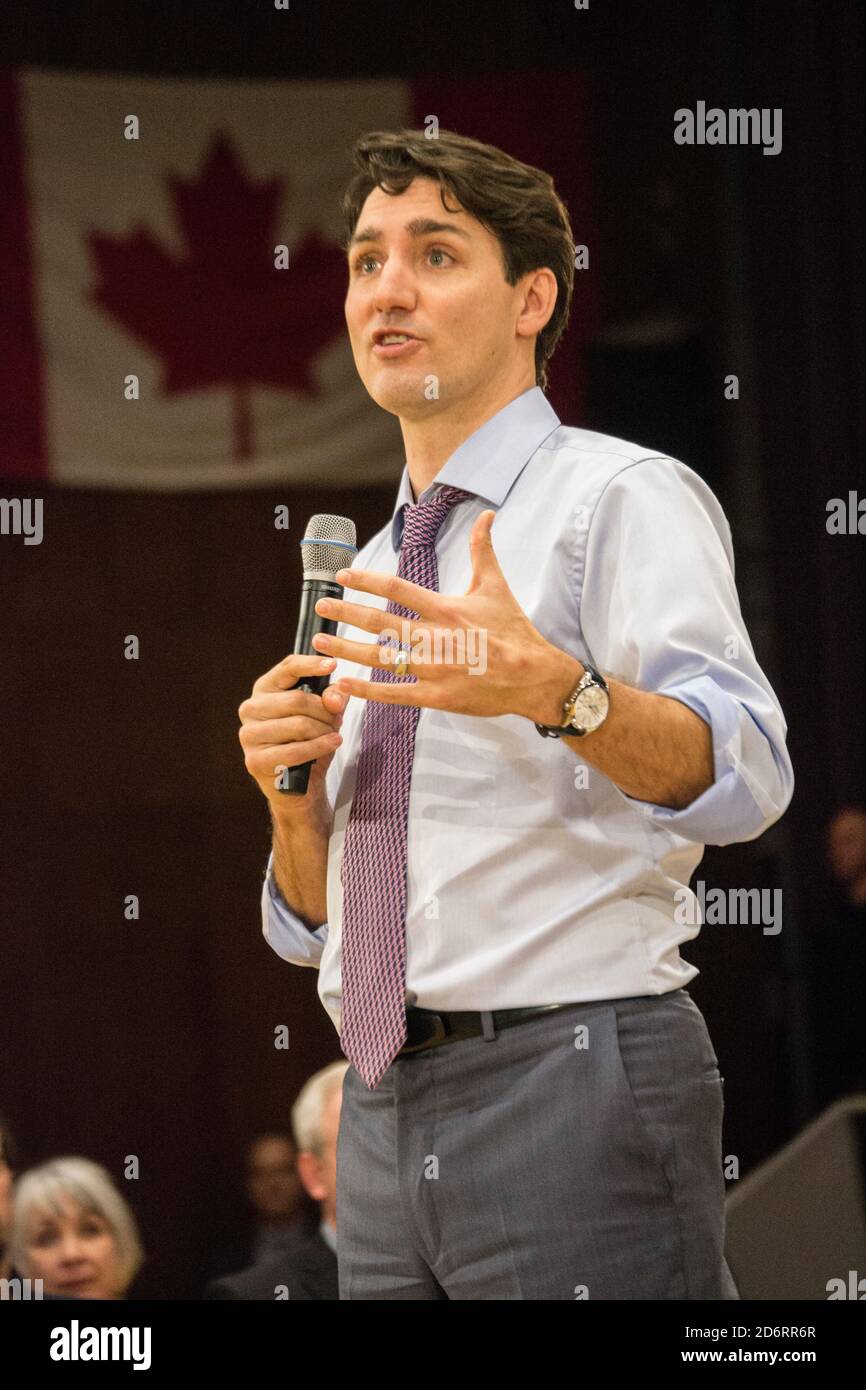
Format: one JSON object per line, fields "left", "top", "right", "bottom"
{"left": 341, "top": 128, "right": 575, "bottom": 392}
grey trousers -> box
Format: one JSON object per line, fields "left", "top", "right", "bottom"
{"left": 335, "top": 987, "right": 740, "bottom": 1299}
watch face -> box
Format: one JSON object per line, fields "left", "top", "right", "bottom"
{"left": 571, "top": 685, "right": 609, "bottom": 732}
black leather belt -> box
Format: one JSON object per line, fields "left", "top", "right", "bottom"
{"left": 399, "top": 1002, "right": 576, "bottom": 1055}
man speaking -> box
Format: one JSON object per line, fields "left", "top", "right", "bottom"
{"left": 237, "top": 128, "right": 794, "bottom": 1299}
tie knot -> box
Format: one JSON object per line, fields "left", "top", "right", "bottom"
{"left": 401, "top": 485, "right": 473, "bottom": 550}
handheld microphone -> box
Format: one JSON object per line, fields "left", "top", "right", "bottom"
{"left": 280, "top": 513, "right": 358, "bottom": 796}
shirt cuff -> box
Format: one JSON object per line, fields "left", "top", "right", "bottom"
{"left": 618, "top": 674, "right": 793, "bottom": 846}
{"left": 261, "top": 852, "right": 328, "bottom": 966}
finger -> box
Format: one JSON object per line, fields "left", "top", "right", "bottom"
{"left": 312, "top": 631, "right": 449, "bottom": 677}
{"left": 334, "top": 567, "right": 443, "bottom": 619}
{"left": 253, "top": 654, "right": 336, "bottom": 694}
{"left": 240, "top": 713, "right": 342, "bottom": 749}
{"left": 251, "top": 729, "right": 343, "bottom": 775}
{"left": 334, "top": 674, "right": 439, "bottom": 706}
{"left": 467, "top": 508, "right": 504, "bottom": 591}
{"left": 313, "top": 596, "right": 392, "bottom": 635}
{"left": 239, "top": 685, "right": 347, "bottom": 724}
{"left": 313, "top": 625, "right": 438, "bottom": 667}
{"left": 321, "top": 684, "right": 351, "bottom": 712}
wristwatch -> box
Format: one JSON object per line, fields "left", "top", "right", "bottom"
{"left": 534, "top": 663, "right": 610, "bottom": 738}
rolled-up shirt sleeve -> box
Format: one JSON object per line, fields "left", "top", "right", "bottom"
{"left": 580, "top": 456, "right": 794, "bottom": 846}
{"left": 261, "top": 850, "right": 328, "bottom": 966}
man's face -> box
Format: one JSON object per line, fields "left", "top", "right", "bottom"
{"left": 317, "top": 1086, "right": 342, "bottom": 1228}
{"left": 344, "top": 176, "right": 531, "bottom": 417}
{"left": 295, "top": 1081, "right": 342, "bottom": 1228}
{"left": 827, "top": 810, "right": 866, "bottom": 883}
{"left": 245, "top": 1136, "right": 301, "bottom": 1220}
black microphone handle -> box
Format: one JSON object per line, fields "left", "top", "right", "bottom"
{"left": 280, "top": 577, "right": 345, "bottom": 796}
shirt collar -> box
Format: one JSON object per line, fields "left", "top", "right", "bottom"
{"left": 318, "top": 1217, "right": 337, "bottom": 1253}
{"left": 389, "top": 385, "right": 560, "bottom": 552}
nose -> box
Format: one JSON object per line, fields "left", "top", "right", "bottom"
{"left": 371, "top": 252, "right": 417, "bottom": 315}
{"left": 57, "top": 1233, "right": 87, "bottom": 1264}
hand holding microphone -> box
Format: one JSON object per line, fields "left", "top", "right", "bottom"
{"left": 238, "top": 515, "right": 357, "bottom": 812}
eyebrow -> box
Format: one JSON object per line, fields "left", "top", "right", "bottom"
{"left": 347, "top": 218, "right": 473, "bottom": 252}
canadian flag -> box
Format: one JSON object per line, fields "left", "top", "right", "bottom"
{"left": 0, "top": 68, "right": 595, "bottom": 489}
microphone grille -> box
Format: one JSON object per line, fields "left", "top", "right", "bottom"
{"left": 300, "top": 514, "right": 358, "bottom": 581}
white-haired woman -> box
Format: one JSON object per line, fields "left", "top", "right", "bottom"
{"left": 10, "top": 1157, "right": 143, "bottom": 1299}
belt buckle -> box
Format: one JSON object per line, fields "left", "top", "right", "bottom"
{"left": 403, "top": 1008, "right": 449, "bottom": 1053}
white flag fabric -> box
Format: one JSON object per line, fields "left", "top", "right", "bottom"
{"left": 0, "top": 68, "right": 593, "bottom": 489}
{"left": 10, "top": 69, "right": 410, "bottom": 489}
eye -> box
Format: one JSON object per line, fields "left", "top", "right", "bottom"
{"left": 351, "top": 245, "right": 455, "bottom": 275}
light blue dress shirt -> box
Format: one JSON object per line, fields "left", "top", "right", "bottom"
{"left": 262, "top": 386, "right": 794, "bottom": 1035}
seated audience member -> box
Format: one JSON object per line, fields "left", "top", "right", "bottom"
{"left": 817, "top": 804, "right": 866, "bottom": 1103}
{"left": 204, "top": 1129, "right": 319, "bottom": 1280}
{"left": 10, "top": 1156, "right": 144, "bottom": 1299}
{"left": 205, "top": 1060, "right": 346, "bottom": 1300}
{"left": 0, "top": 1114, "right": 17, "bottom": 1284}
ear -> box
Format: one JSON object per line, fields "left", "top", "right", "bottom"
{"left": 296, "top": 1151, "right": 325, "bottom": 1203}
{"left": 515, "top": 266, "right": 558, "bottom": 344}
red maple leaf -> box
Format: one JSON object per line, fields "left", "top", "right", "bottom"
{"left": 87, "top": 133, "right": 347, "bottom": 462}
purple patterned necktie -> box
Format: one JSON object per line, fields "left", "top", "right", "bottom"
{"left": 339, "top": 484, "right": 473, "bottom": 1089}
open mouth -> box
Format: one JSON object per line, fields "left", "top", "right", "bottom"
{"left": 372, "top": 334, "right": 423, "bottom": 359}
